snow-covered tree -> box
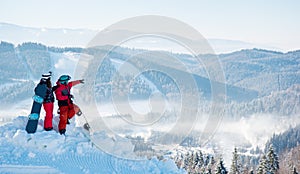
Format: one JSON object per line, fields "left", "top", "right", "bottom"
{"left": 230, "top": 147, "right": 242, "bottom": 174}
{"left": 215, "top": 158, "right": 228, "bottom": 174}
{"left": 183, "top": 152, "right": 190, "bottom": 170}
{"left": 292, "top": 166, "right": 298, "bottom": 174}
{"left": 193, "top": 151, "right": 203, "bottom": 173}
{"left": 257, "top": 155, "right": 267, "bottom": 174}
{"left": 266, "top": 145, "right": 279, "bottom": 174}
{"left": 198, "top": 151, "right": 205, "bottom": 168}
{"left": 257, "top": 145, "right": 280, "bottom": 174}
{"left": 206, "top": 156, "right": 216, "bottom": 174}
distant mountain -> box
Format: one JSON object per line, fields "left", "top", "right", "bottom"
{"left": 0, "top": 22, "right": 280, "bottom": 53}
{"left": 208, "top": 39, "right": 281, "bottom": 54}
{"left": 0, "top": 22, "right": 97, "bottom": 47}
{"left": 218, "top": 48, "right": 300, "bottom": 96}
{"left": 0, "top": 41, "right": 299, "bottom": 117}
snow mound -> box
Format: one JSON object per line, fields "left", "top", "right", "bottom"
{"left": 0, "top": 116, "right": 183, "bottom": 174}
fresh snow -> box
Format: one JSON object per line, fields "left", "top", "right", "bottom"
{"left": 0, "top": 165, "right": 61, "bottom": 174}
{"left": 0, "top": 116, "right": 183, "bottom": 174}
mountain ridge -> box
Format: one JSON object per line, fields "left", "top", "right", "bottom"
{"left": 0, "top": 41, "right": 299, "bottom": 117}
{"left": 0, "top": 22, "right": 282, "bottom": 53}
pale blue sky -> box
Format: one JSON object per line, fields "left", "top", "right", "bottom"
{"left": 0, "top": 0, "right": 299, "bottom": 50}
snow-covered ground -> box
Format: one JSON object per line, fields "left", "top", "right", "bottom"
{"left": 0, "top": 99, "right": 32, "bottom": 126}
{"left": 0, "top": 116, "right": 183, "bottom": 174}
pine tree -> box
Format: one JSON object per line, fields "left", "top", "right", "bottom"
{"left": 183, "top": 152, "right": 190, "bottom": 170}
{"left": 257, "top": 155, "right": 267, "bottom": 174}
{"left": 216, "top": 158, "right": 228, "bottom": 174}
{"left": 198, "top": 151, "right": 204, "bottom": 167}
{"left": 210, "top": 156, "right": 215, "bottom": 166}
{"left": 188, "top": 151, "right": 195, "bottom": 172}
{"left": 292, "top": 166, "right": 298, "bottom": 174}
{"left": 230, "top": 147, "right": 242, "bottom": 174}
{"left": 193, "top": 151, "right": 203, "bottom": 173}
{"left": 206, "top": 156, "right": 215, "bottom": 174}
{"left": 266, "top": 145, "right": 279, "bottom": 174}
{"left": 174, "top": 153, "right": 184, "bottom": 169}
{"left": 205, "top": 155, "right": 210, "bottom": 166}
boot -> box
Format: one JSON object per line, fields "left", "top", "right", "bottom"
{"left": 44, "top": 127, "right": 53, "bottom": 131}
{"left": 59, "top": 129, "right": 66, "bottom": 135}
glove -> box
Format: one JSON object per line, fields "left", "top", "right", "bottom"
{"left": 79, "top": 79, "right": 84, "bottom": 84}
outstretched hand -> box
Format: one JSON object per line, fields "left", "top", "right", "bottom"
{"left": 79, "top": 79, "right": 84, "bottom": 84}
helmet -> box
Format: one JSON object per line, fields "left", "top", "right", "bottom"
{"left": 58, "top": 75, "right": 71, "bottom": 84}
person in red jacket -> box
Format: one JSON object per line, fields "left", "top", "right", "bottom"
{"left": 41, "top": 72, "right": 55, "bottom": 131}
{"left": 53, "top": 75, "right": 84, "bottom": 135}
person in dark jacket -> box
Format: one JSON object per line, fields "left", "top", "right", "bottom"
{"left": 41, "top": 72, "right": 55, "bottom": 131}
{"left": 53, "top": 75, "right": 84, "bottom": 135}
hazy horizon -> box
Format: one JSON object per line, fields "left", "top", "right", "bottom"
{"left": 0, "top": 21, "right": 296, "bottom": 54}
{"left": 1, "top": 0, "right": 299, "bottom": 52}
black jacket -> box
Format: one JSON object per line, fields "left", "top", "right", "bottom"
{"left": 44, "top": 87, "right": 55, "bottom": 103}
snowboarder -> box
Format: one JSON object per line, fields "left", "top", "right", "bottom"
{"left": 53, "top": 75, "right": 84, "bottom": 135}
{"left": 41, "top": 72, "right": 55, "bottom": 131}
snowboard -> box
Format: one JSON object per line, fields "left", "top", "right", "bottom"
{"left": 25, "top": 82, "right": 47, "bottom": 133}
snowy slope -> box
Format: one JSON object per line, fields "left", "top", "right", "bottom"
{"left": 0, "top": 116, "right": 183, "bottom": 174}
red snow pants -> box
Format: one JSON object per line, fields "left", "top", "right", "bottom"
{"left": 43, "top": 102, "right": 54, "bottom": 129}
{"left": 58, "top": 103, "right": 80, "bottom": 131}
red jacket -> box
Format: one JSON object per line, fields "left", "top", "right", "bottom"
{"left": 53, "top": 80, "right": 81, "bottom": 106}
